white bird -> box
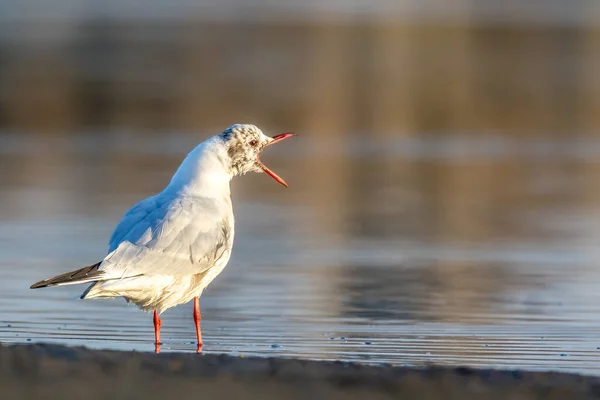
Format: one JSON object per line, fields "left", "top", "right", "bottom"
{"left": 30, "top": 124, "right": 295, "bottom": 353}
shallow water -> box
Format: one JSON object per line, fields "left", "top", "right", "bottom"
{"left": 2, "top": 132, "right": 600, "bottom": 375}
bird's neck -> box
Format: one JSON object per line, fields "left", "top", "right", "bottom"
{"left": 165, "top": 137, "right": 232, "bottom": 198}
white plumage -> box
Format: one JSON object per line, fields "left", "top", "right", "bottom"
{"left": 82, "top": 136, "right": 235, "bottom": 312}
{"left": 31, "top": 124, "right": 294, "bottom": 350}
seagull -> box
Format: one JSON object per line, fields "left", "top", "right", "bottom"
{"left": 30, "top": 124, "right": 295, "bottom": 353}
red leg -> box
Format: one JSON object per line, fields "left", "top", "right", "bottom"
{"left": 153, "top": 309, "right": 162, "bottom": 354}
{"left": 193, "top": 296, "right": 202, "bottom": 353}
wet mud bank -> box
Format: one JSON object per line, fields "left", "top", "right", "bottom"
{"left": 1, "top": 343, "right": 599, "bottom": 400}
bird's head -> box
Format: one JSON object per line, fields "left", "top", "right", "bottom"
{"left": 220, "top": 124, "right": 295, "bottom": 187}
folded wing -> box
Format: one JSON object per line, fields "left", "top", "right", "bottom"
{"left": 101, "top": 194, "right": 233, "bottom": 279}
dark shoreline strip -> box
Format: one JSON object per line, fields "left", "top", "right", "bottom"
{"left": 1, "top": 343, "right": 599, "bottom": 399}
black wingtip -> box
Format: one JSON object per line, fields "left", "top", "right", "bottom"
{"left": 30, "top": 280, "right": 51, "bottom": 289}
{"left": 29, "top": 261, "right": 103, "bottom": 290}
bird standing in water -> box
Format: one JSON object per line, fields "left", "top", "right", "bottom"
{"left": 30, "top": 124, "right": 294, "bottom": 353}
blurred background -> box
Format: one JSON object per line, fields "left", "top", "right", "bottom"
{"left": 3, "top": 0, "right": 600, "bottom": 373}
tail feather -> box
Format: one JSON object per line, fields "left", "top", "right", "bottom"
{"left": 30, "top": 262, "right": 104, "bottom": 289}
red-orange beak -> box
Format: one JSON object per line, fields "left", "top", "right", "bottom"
{"left": 258, "top": 132, "right": 295, "bottom": 187}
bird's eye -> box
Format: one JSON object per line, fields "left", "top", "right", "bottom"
{"left": 249, "top": 140, "right": 258, "bottom": 147}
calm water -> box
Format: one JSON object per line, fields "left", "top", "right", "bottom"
{"left": 2, "top": 132, "right": 600, "bottom": 375}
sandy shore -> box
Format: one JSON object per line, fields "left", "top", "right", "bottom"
{"left": 1, "top": 343, "right": 599, "bottom": 400}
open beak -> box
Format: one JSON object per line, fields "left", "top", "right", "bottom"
{"left": 257, "top": 132, "right": 295, "bottom": 187}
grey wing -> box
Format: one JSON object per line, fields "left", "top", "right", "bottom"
{"left": 100, "top": 196, "right": 232, "bottom": 278}
{"left": 108, "top": 195, "right": 160, "bottom": 253}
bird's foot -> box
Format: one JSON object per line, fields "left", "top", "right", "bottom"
{"left": 196, "top": 342, "right": 203, "bottom": 353}
{"left": 155, "top": 342, "right": 162, "bottom": 354}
